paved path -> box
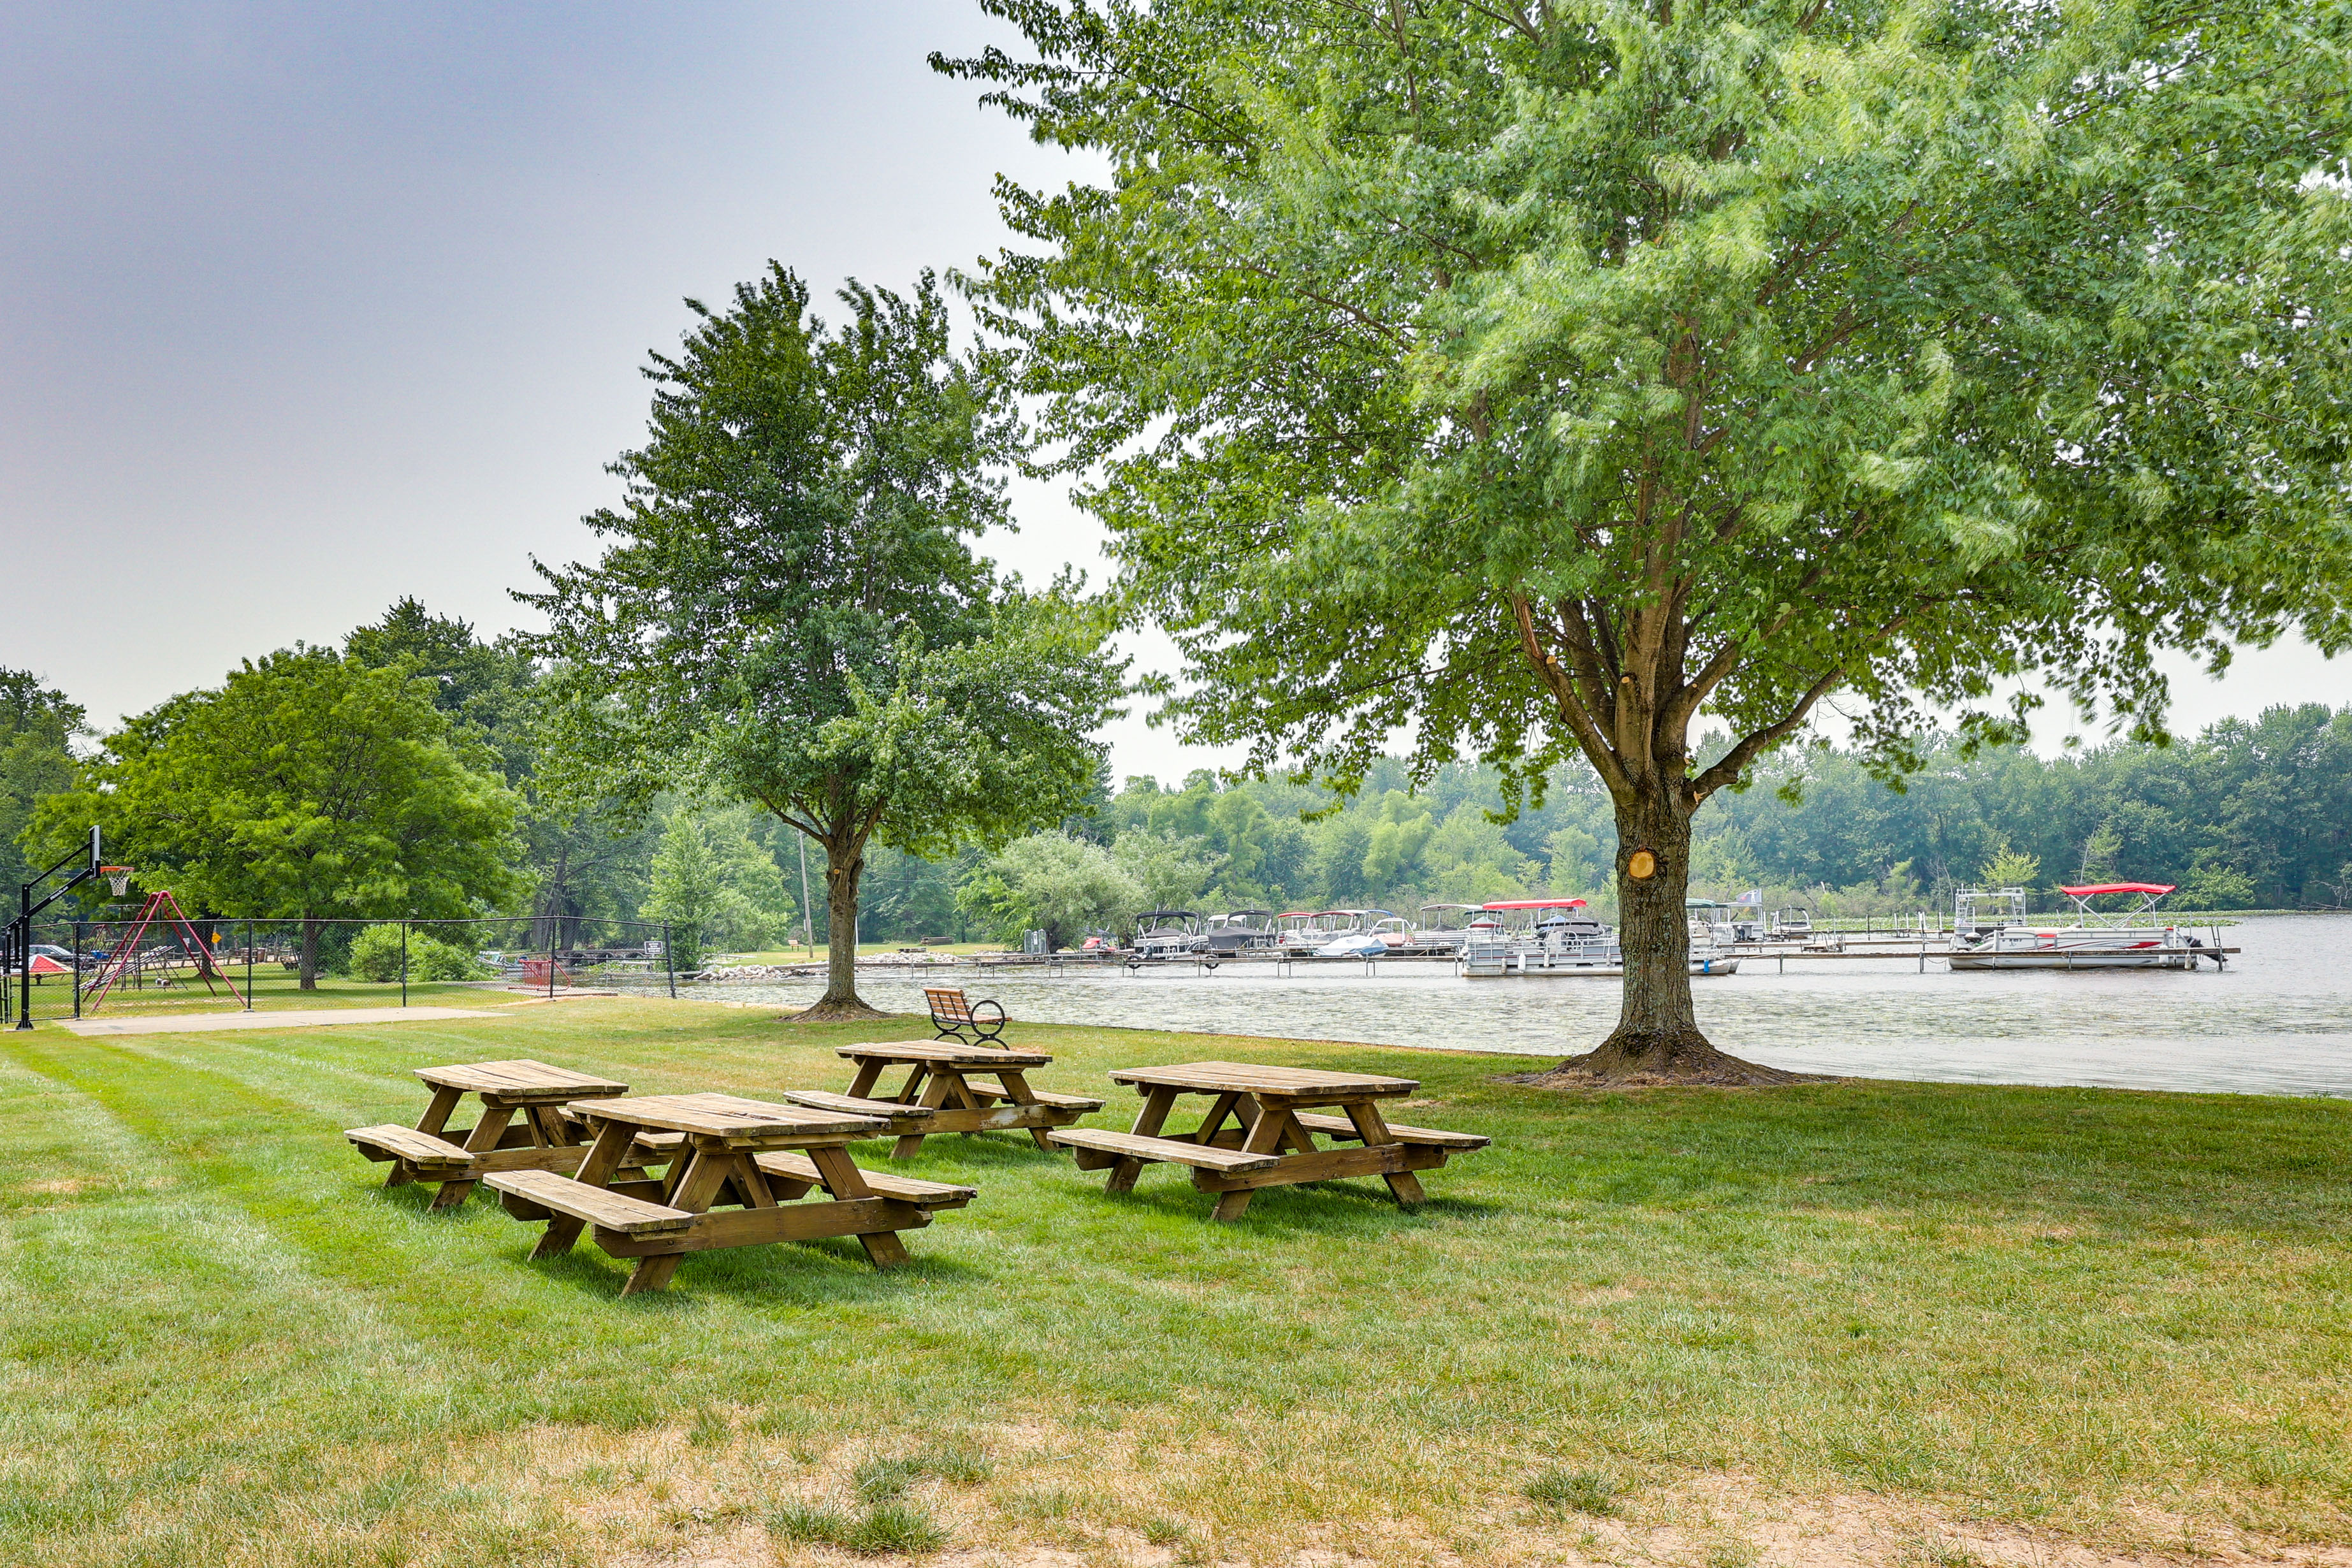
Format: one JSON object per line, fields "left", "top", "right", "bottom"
{"left": 52, "top": 1006, "right": 501, "bottom": 1037}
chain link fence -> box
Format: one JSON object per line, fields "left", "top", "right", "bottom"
{"left": 1, "top": 915, "right": 687, "bottom": 1027}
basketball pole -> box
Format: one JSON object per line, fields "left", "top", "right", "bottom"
{"left": 13, "top": 827, "right": 103, "bottom": 1030}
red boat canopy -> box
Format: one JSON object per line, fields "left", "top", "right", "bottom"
{"left": 1482, "top": 899, "right": 1588, "bottom": 911}
{"left": 2059, "top": 883, "right": 2175, "bottom": 897}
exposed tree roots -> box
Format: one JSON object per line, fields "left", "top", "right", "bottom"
{"left": 1499, "top": 1025, "right": 1834, "bottom": 1089}
{"left": 787, "top": 997, "right": 893, "bottom": 1024}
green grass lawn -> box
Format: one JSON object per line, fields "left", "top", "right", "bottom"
{"left": 3, "top": 993, "right": 2346, "bottom": 1567}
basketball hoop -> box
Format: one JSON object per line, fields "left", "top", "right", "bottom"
{"left": 101, "top": 866, "right": 132, "bottom": 897}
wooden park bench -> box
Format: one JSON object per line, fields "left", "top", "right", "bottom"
{"left": 925, "top": 986, "right": 1006, "bottom": 1045}
{"left": 345, "top": 1058, "right": 632, "bottom": 1209}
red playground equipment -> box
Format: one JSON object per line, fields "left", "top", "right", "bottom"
{"left": 518, "top": 955, "right": 573, "bottom": 988}
{"left": 81, "top": 889, "right": 247, "bottom": 1013}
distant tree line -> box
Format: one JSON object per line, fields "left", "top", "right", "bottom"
{"left": 8, "top": 611, "right": 2344, "bottom": 963}
{"left": 954, "top": 705, "right": 2352, "bottom": 945}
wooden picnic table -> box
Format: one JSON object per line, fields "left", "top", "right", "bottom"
{"left": 1050, "top": 1060, "right": 1489, "bottom": 1221}
{"left": 484, "top": 1093, "right": 973, "bottom": 1295}
{"left": 344, "top": 1058, "right": 631, "bottom": 1210}
{"left": 783, "top": 1040, "right": 1103, "bottom": 1160}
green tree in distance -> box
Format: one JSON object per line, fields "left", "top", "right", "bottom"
{"left": 1, "top": 671, "right": 84, "bottom": 901}
{"left": 645, "top": 813, "right": 725, "bottom": 973}
{"left": 940, "top": 0, "right": 2352, "bottom": 1079}
{"left": 957, "top": 832, "right": 1145, "bottom": 948}
{"left": 525, "top": 265, "right": 1127, "bottom": 1017}
{"left": 1977, "top": 846, "right": 2042, "bottom": 891}
{"left": 343, "top": 599, "right": 664, "bottom": 949}
{"left": 29, "top": 649, "right": 522, "bottom": 986}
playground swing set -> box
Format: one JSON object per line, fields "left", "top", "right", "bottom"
{"left": 4, "top": 829, "right": 247, "bottom": 1029}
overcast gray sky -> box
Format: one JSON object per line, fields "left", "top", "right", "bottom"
{"left": 3, "top": 1, "right": 2343, "bottom": 781}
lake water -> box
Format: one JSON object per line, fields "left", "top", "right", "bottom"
{"left": 673, "top": 913, "right": 2352, "bottom": 1098}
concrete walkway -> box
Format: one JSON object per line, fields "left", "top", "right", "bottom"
{"left": 52, "top": 1006, "right": 501, "bottom": 1037}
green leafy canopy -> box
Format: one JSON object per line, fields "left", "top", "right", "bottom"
{"left": 522, "top": 263, "right": 1128, "bottom": 1005}
{"left": 27, "top": 647, "right": 523, "bottom": 922}
{"left": 939, "top": 0, "right": 2352, "bottom": 818}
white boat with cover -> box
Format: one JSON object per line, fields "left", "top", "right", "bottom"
{"left": 1458, "top": 899, "right": 1739, "bottom": 978}
{"left": 1947, "top": 882, "right": 2221, "bottom": 971}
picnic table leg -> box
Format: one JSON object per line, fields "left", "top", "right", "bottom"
{"left": 388, "top": 1084, "right": 467, "bottom": 1188}
{"left": 1110, "top": 1087, "right": 1179, "bottom": 1194}
{"left": 1237, "top": 1094, "right": 1311, "bottom": 1154}
{"left": 432, "top": 1101, "right": 516, "bottom": 1210}
{"left": 994, "top": 1068, "right": 1059, "bottom": 1152}
{"left": 414, "top": 1085, "right": 462, "bottom": 1137}
{"left": 1189, "top": 1091, "right": 1242, "bottom": 1148}
{"left": 525, "top": 1105, "right": 572, "bottom": 1147}
{"left": 620, "top": 1144, "right": 734, "bottom": 1296}
{"left": 892, "top": 1071, "right": 959, "bottom": 1161}
{"left": 845, "top": 1059, "right": 886, "bottom": 1099}
{"left": 1344, "top": 1100, "right": 1426, "bottom": 1207}
{"left": 532, "top": 1119, "right": 638, "bottom": 1260}
{"left": 1212, "top": 1100, "right": 1299, "bottom": 1222}
{"left": 730, "top": 1150, "right": 776, "bottom": 1208}
{"left": 807, "top": 1145, "right": 909, "bottom": 1268}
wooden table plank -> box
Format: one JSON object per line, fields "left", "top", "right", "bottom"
{"left": 414, "top": 1059, "right": 629, "bottom": 1100}
{"left": 568, "top": 1093, "right": 885, "bottom": 1142}
{"left": 1108, "top": 1061, "right": 1417, "bottom": 1099}
{"left": 836, "top": 1040, "right": 1054, "bottom": 1069}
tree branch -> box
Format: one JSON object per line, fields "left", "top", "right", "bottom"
{"left": 1513, "top": 595, "right": 1634, "bottom": 800}
{"left": 1687, "top": 666, "right": 1845, "bottom": 805}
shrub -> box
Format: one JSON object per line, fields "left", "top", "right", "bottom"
{"left": 345, "top": 924, "right": 406, "bottom": 982}
{"left": 343, "top": 924, "right": 491, "bottom": 982}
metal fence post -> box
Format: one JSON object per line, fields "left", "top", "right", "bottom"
{"left": 400, "top": 918, "right": 409, "bottom": 1008}
{"left": 664, "top": 922, "right": 676, "bottom": 999}
{"left": 71, "top": 919, "right": 82, "bottom": 1019}
{"left": 547, "top": 921, "right": 556, "bottom": 1000}
{"left": 245, "top": 919, "right": 254, "bottom": 1009}
{"left": 16, "top": 885, "right": 31, "bottom": 1030}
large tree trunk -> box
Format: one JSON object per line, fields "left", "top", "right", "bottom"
{"left": 792, "top": 836, "right": 888, "bottom": 1023}
{"left": 1534, "top": 784, "right": 1811, "bottom": 1086}
{"left": 298, "top": 913, "right": 321, "bottom": 991}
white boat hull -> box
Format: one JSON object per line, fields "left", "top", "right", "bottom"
{"left": 1948, "top": 927, "right": 2202, "bottom": 971}
{"left": 1460, "top": 949, "right": 1740, "bottom": 978}
{"left": 1948, "top": 948, "right": 2194, "bottom": 971}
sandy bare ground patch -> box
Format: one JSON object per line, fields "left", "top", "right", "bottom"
{"left": 463, "top": 1415, "right": 2352, "bottom": 1568}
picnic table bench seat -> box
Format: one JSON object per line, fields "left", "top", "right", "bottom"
{"left": 753, "top": 1150, "right": 975, "bottom": 1209}
{"left": 1291, "top": 1112, "right": 1490, "bottom": 1151}
{"left": 783, "top": 1089, "right": 934, "bottom": 1120}
{"left": 485, "top": 1168, "right": 695, "bottom": 1235}
{"left": 1049, "top": 1126, "right": 1282, "bottom": 1173}
{"left": 345, "top": 1124, "right": 475, "bottom": 1171}
{"left": 1021, "top": 1089, "right": 1107, "bottom": 1112}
